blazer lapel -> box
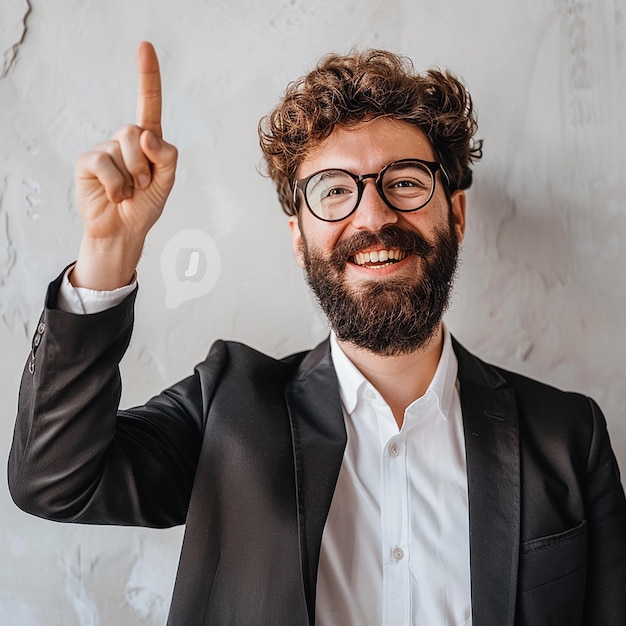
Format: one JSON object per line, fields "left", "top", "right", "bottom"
{"left": 453, "top": 338, "right": 521, "bottom": 626}
{"left": 285, "top": 339, "right": 347, "bottom": 625}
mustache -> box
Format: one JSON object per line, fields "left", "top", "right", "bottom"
{"left": 329, "top": 225, "right": 435, "bottom": 269}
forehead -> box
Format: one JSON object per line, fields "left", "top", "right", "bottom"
{"left": 296, "top": 118, "right": 436, "bottom": 179}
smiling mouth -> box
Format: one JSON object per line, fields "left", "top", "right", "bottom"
{"left": 349, "top": 248, "right": 408, "bottom": 269}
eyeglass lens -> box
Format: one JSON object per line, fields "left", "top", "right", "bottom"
{"left": 304, "top": 161, "right": 436, "bottom": 221}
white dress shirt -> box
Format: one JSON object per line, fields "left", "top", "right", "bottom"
{"left": 58, "top": 274, "right": 472, "bottom": 624}
{"left": 315, "top": 331, "right": 472, "bottom": 626}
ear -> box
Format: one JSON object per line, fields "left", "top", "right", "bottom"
{"left": 288, "top": 214, "right": 306, "bottom": 268}
{"left": 449, "top": 189, "right": 466, "bottom": 244}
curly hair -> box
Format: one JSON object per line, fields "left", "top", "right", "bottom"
{"left": 258, "top": 49, "right": 483, "bottom": 216}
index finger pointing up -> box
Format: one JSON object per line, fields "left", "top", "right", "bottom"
{"left": 136, "top": 41, "right": 162, "bottom": 138}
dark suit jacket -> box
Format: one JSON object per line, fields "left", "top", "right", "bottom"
{"left": 8, "top": 274, "right": 626, "bottom": 625}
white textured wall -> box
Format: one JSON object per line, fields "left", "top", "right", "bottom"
{"left": 1, "top": 1, "right": 624, "bottom": 623}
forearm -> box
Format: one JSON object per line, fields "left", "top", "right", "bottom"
{"left": 9, "top": 271, "right": 206, "bottom": 528}
{"left": 8, "top": 275, "right": 137, "bottom": 521}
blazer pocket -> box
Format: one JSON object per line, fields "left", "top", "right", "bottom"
{"left": 519, "top": 520, "right": 587, "bottom": 592}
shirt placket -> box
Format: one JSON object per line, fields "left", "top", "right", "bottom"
{"left": 379, "top": 403, "right": 411, "bottom": 626}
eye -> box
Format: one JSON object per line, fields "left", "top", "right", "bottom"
{"left": 385, "top": 172, "right": 431, "bottom": 190}
{"left": 324, "top": 185, "right": 352, "bottom": 197}
{"left": 389, "top": 179, "right": 420, "bottom": 188}
{"left": 384, "top": 162, "right": 432, "bottom": 184}
{"left": 384, "top": 176, "right": 429, "bottom": 195}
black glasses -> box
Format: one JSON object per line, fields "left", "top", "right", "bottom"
{"left": 293, "top": 158, "right": 450, "bottom": 222}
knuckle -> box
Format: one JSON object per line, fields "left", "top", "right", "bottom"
{"left": 113, "top": 124, "right": 141, "bottom": 142}
{"left": 91, "top": 150, "right": 114, "bottom": 168}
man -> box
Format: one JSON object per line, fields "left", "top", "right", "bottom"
{"left": 8, "top": 42, "right": 626, "bottom": 625}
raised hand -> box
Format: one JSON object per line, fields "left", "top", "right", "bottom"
{"left": 72, "top": 42, "right": 178, "bottom": 290}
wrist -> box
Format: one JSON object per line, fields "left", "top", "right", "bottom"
{"left": 72, "top": 235, "right": 144, "bottom": 290}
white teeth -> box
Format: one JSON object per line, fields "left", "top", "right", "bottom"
{"left": 352, "top": 249, "right": 406, "bottom": 266}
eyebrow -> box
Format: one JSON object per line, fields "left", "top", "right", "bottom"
{"left": 386, "top": 162, "right": 424, "bottom": 173}
{"left": 315, "top": 169, "right": 348, "bottom": 181}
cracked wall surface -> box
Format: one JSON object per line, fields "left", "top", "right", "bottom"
{"left": 1, "top": 0, "right": 624, "bottom": 623}
{"left": 1, "top": 0, "right": 31, "bottom": 79}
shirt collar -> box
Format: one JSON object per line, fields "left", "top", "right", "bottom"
{"left": 330, "top": 325, "right": 459, "bottom": 418}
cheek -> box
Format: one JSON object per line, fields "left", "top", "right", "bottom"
{"left": 403, "top": 197, "right": 453, "bottom": 236}
{"left": 395, "top": 210, "right": 437, "bottom": 239}
{"left": 299, "top": 216, "right": 347, "bottom": 255}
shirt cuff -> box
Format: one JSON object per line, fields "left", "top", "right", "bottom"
{"left": 56, "top": 266, "right": 138, "bottom": 314}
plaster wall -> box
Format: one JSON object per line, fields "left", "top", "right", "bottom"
{"left": 1, "top": 1, "right": 624, "bottom": 623}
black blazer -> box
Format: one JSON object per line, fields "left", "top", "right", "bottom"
{"left": 8, "top": 275, "right": 626, "bottom": 625}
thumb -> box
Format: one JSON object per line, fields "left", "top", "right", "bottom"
{"left": 140, "top": 129, "right": 178, "bottom": 172}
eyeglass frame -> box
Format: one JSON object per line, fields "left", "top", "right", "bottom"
{"left": 292, "top": 158, "right": 451, "bottom": 223}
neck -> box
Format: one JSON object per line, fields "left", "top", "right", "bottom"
{"left": 336, "top": 324, "right": 445, "bottom": 429}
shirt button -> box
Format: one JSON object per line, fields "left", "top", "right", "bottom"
{"left": 365, "top": 389, "right": 375, "bottom": 400}
{"left": 392, "top": 547, "right": 405, "bottom": 561}
{"left": 389, "top": 442, "right": 400, "bottom": 457}
{"left": 37, "top": 322, "right": 45, "bottom": 334}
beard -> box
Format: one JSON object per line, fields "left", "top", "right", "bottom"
{"left": 301, "top": 217, "right": 460, "bottom": 357}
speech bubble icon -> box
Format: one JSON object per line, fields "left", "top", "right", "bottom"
{"left": 160, "top": 229, "right": 221, "bottom": 309}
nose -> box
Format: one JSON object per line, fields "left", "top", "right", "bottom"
{"left": 350, "top": 179, "right": 399, "bottom": 231}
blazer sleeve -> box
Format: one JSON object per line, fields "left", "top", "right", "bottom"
{"left": 582, "top": 397, "right": 626, "bottom": 625}
{"left": 8, "top": 273, "right": 218, "bottom": 528}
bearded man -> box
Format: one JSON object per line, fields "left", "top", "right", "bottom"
{"left": 9, "top": 42, "right": 626, "bottom": 626}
